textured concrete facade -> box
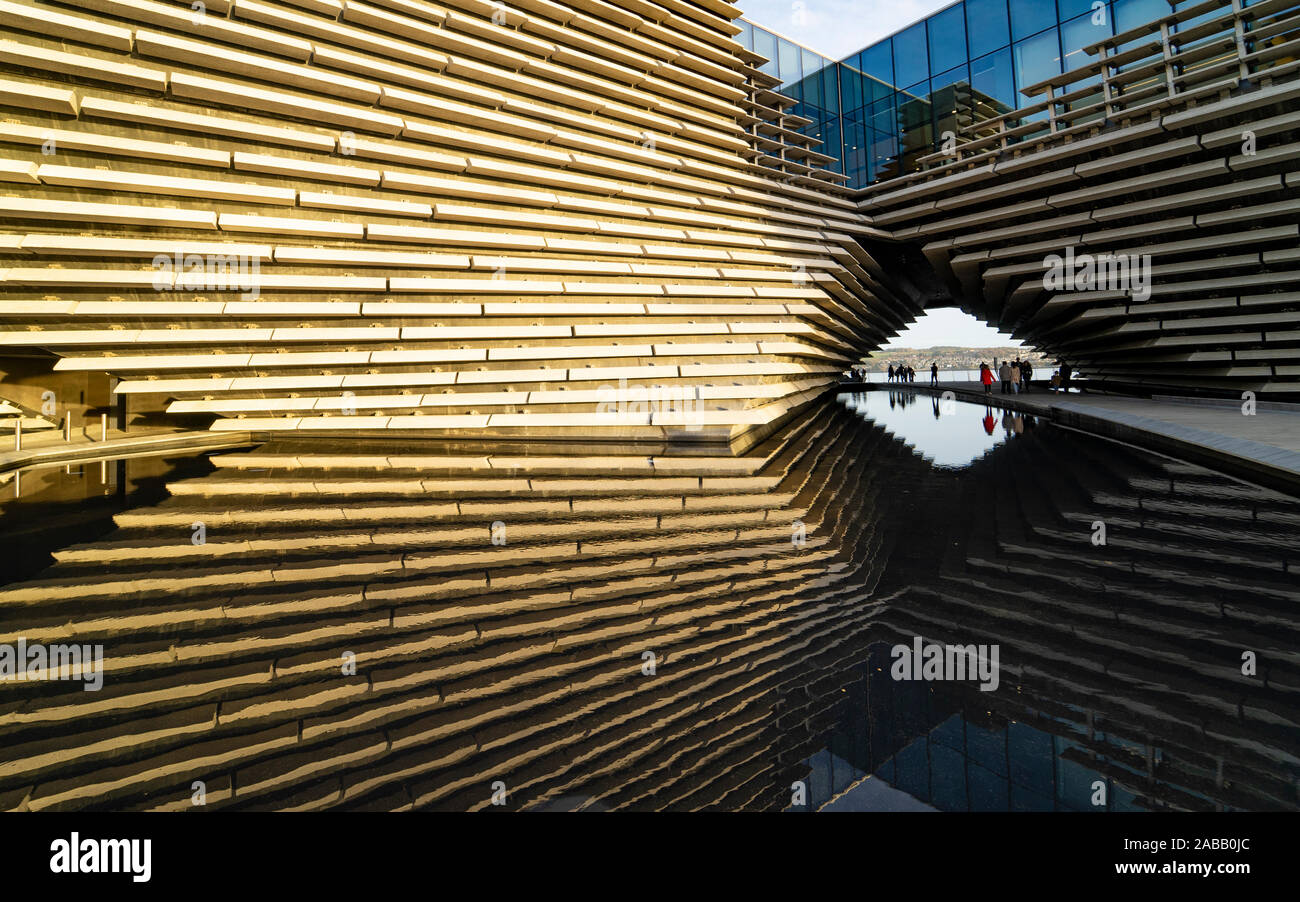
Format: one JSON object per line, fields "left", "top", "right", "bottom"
{"left": 0, "top": 0, "right": 1297, "bottom": 447}
{"left": 0, "top": 0, "right": 911, "bottom": 447}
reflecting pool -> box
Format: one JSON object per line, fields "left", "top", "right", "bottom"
{"left": 0, "top": 392, "right": 1296, "bottom": 811}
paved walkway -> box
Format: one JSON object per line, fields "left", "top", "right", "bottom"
{"left": 849, "top": 381, "right": 1300, "bottom": 493}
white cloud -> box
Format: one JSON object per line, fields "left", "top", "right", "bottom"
{"left": 881, "top": 308, "right": 1025, "bottom": 350}
{"left": 741, "top": 0, "right": 956, "bottom": 61}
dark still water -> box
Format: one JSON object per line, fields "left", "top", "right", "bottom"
{"left": 0, "top": 392, "right": 1296, "bottom": 812}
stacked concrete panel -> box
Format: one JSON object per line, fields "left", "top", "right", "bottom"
{"left": 1, "top": 0, "right": 1296, "bottom": 434}
{"left": 0, "top": 0, "right": 918, "bottom": 445}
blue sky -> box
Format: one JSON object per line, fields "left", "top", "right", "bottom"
{"left": 740, "top": 0, "right": 956, "bottom": 60}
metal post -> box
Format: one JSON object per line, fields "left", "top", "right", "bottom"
{"left": 13, "top": 418, "right": 20, "bottom": 452}
{"left": 100, "top": 412, "right": 107, "bottom": 442}
{"left": 1161, "top": 23, "right": 1177, "bottom": 99}
{"left": 64, "top": 414, "right": 72, "bottom": 443}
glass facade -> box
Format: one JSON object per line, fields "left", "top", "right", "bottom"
{"left": 740, "top": 0, "right": 1221, "bottom": 189}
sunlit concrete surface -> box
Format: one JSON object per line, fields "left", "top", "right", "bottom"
{"left": 0, "top": 0, "right": 1295, "bottom": 450}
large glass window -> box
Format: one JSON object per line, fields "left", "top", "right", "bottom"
{"left": 932, "top": 64, "right": 973, "bottom": 144}
{"left": 1113, "top": 0, "right": 1166, "bottom": 31}
{"left": 966, "top": 0, "right": 1012, "bottom": 58}
{"left": 744, "top": 0, "right": 1190, "bottom": 186}
{"left": 868, "top": 92, "right": 900, "bottom": 184}
{"left": 822, "top": 65, "right": 841, "bottom": 115}
{"left": 893, "top": 22, "right": 930, "bottom": 88}
{"left": 803, "top": 47, "right": 826, "bottom": 78}
{"left": 898, "top": 81, "right": 934, "bottom": 172}
{"left": 840, "top": 66, "right": 863, "bottom": 112}
{"left": 932, "top": 63, "right": 971, "bottom": 92}
{"left": 868, "top": 96, "right": 896, "bottom": 135}
{"left": 971, "top": 47, "right": 1017, "bottom": 112}
{"left": 1058, "top": 0, "right": 1103, "bottom": 19}
{"left": 737, "top": 19, "right": 753, "bottom": 50}
{"left": 1013, "top": 27, "right": 1062, "bottom": 101}
{"left": 1061, "top": 9, "right": 1112, "bottom": 71}
{"left": 859, "top": 41, "right": 894, "bottom": 87}
{"left": 753, "top": 27, "right": 778, "bottom": 77}
{"left": 928, "top": 3, "right": 969, "bottom": 73}
{"left": 864, "top": 71, "right": 894, "bottom": 105}
{"left": 869, "top": 126, "right": 900, "bottom": 182}
{"left": 823, "top": 117, "right": 844, "bottom": 173}
{"left": 778, "top": 38, "right": 801, "bottom": 84}
{"left": 801, "top": 67, "right": 822, "bottom": 111}
{"left": 842, "top": 109, "right": 866, "bottom": 186}
{"left": 1010, "top": 0, "right": 1057, "bottom": 40}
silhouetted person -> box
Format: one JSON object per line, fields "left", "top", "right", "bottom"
{"left": 1061, "top": 362, "right": 1073, "bottom": 393}
{"left": 887, "top": 364, "right": 894, "bottom": 383}
{"left": 930, "top": 363, "right": 939, "bottom": 385}
{"left": 999, "top": 360, "right": 1012, "bottom": 394}
{"left": 1021, "top": 360, "right": 1032, "bottom": 393}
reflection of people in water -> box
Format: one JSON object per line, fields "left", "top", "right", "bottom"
{"left": 887, "top": 389, "right": 920, "bottom": 411}
{"left": 932, "top": 396, "right": 941, "bottom": 420}
{"left": 982, "top": 408, "right": 996, "bottom": 436}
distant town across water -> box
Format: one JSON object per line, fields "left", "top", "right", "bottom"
{"left": 867, "top": 347, "right": 1054, "bottom": 372}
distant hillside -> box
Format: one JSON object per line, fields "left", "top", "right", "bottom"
{"left": 865, "top": 347, "right": 1053, "bottom": 370}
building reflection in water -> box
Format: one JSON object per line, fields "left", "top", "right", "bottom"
{"left": 0, "top": 394, "right": 1296, "bottom": 812}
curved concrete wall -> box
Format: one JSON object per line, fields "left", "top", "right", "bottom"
{"left": 0, "top": 0, "right": 931, "bottom": 445}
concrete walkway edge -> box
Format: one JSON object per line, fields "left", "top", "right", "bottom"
{"left": 0, "top": 431, "right": 258, "bottom": 474}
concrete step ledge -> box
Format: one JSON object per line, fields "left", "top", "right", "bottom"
{"left": 0, "top": 430, "right": 258, "bottom": 474}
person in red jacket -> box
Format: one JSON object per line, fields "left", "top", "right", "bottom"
{"left": 980, "top": 363, "right": 995, "bottom": 395}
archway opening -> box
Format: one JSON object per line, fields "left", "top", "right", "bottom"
{"left": 861, "top": 308, "right": 1052, "bottom": 384}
